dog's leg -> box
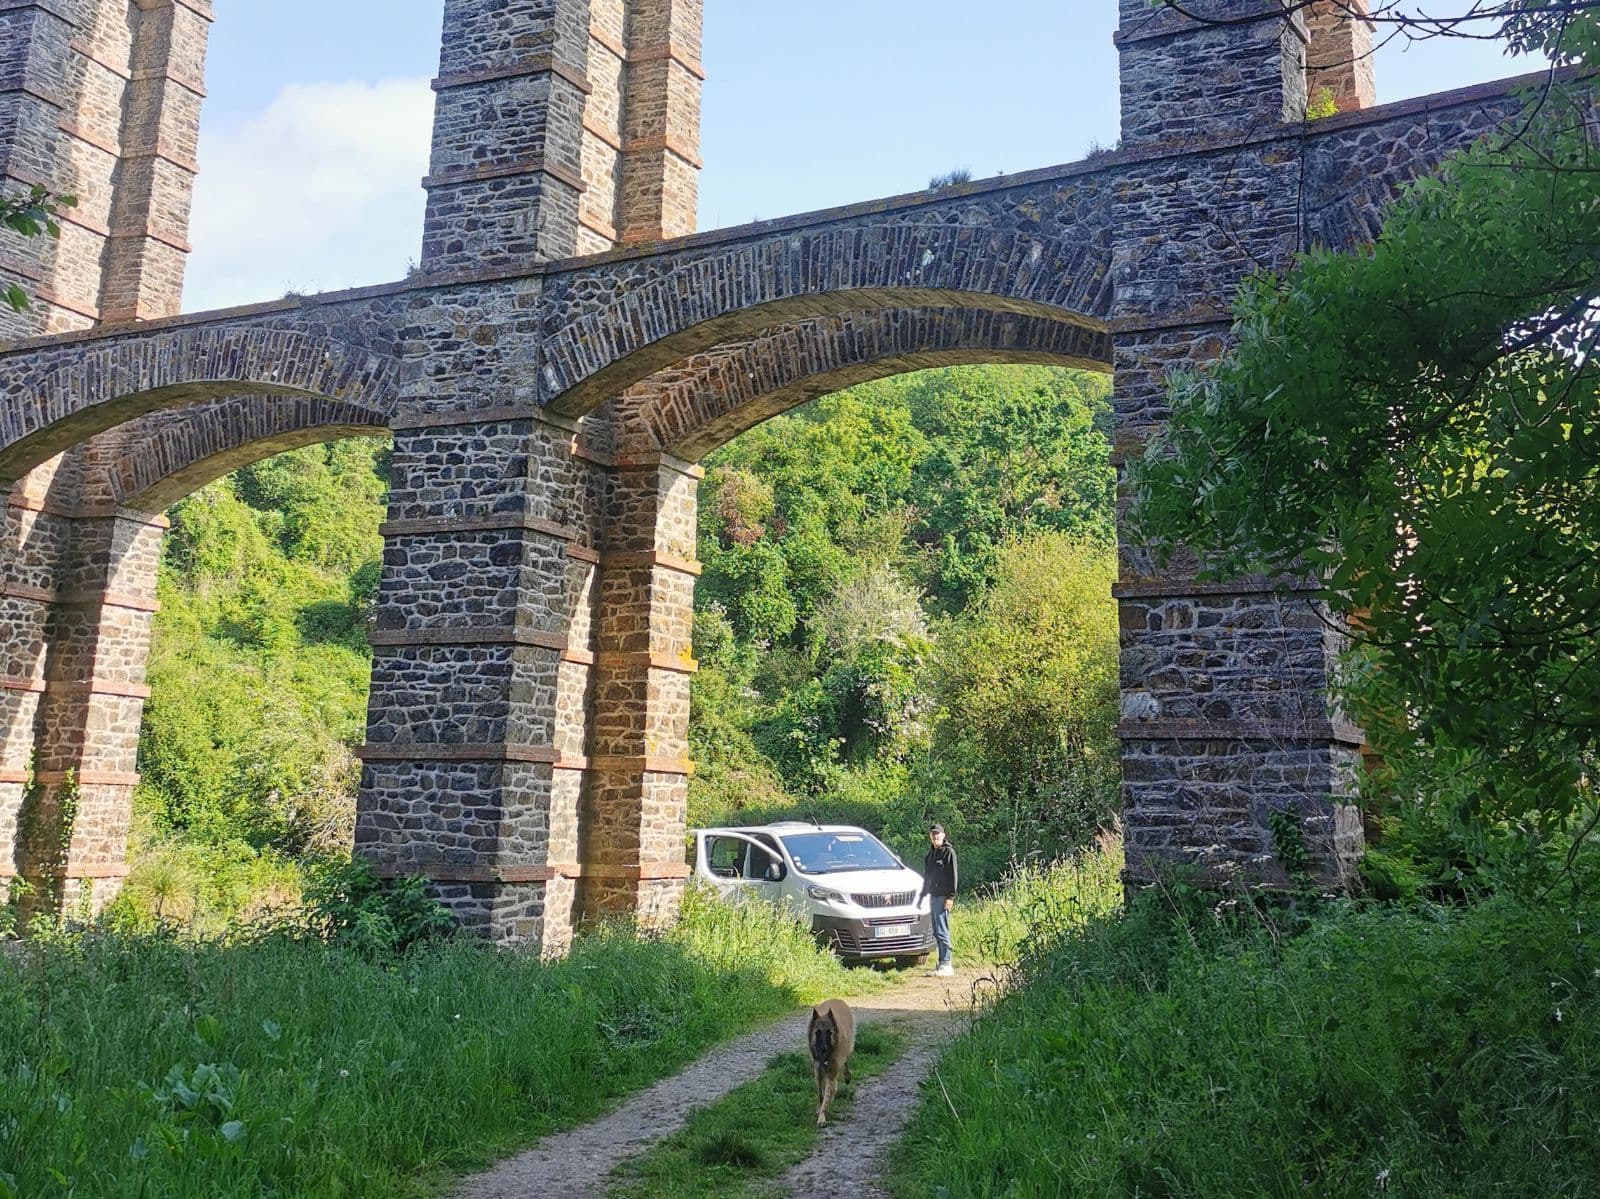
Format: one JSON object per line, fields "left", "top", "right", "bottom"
{"left": 815, "top": 1066, "right": 828, "bottom": 1126}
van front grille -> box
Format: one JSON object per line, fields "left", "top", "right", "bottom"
{"left": 852, "top": 891, "right": 916, "bottom": 909}
{"left": 827, "top": 928, "right": 930, "bottom": 955}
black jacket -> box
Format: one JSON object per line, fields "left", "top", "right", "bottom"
{"left": 918, "top": 844, "right": 959, "bottom": 901}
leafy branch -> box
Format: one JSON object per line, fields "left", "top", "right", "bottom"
{"left": 1, "top": 185, "right": 77, "bottom": 313}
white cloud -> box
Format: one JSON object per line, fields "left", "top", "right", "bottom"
{"left": 183, "top": 78, "right": 433, "bottom": 314}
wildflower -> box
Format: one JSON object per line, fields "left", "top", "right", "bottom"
{"left": 1375, "top": 1168, "right": 1390, "bottom": 1190}
{"left": 339, "top": 1069, "right": 350, "bottom": 1078}
{"left": 453, "top": 1013, "right": 461, "bottom": 1020}
{"left": 1555, "top": 1007, "right": 1564, "bottom": 1024}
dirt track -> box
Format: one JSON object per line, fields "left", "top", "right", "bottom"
{"left": 448, "top": 967, "right": 996, "bottom": 1199}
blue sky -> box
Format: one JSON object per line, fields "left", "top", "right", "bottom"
{"left": 182, "top": 2, "right": 1527, "bottom": 313}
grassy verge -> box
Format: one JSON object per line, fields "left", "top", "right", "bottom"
{"left": 894, "top": 892, "right": 1600, "bottom": 1197}
{"left": 605, "top": 1024, "right": 905, "bottom": 1199}
{"left": 951, "top": 843, "right": 1122, "bottom": 968}
{"left": 0, "top": 886, "right": 876, "bottom": 1199}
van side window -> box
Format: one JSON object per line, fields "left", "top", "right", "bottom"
{"left": 744, "top": 836, "right": 780, "bottom": 880}
{"left": 707, "top": 836, "right": 745, "bottom": 879}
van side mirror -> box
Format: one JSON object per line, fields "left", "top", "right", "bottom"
{"left": 764, "top": 861, "right": 784, "bottom": 883}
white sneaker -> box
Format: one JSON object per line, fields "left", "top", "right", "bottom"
{"left": 934, "top": 963, "right": 954, "bottom": 977}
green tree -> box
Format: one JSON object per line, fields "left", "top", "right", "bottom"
{"left": 137, "top": 441, "right": 388, "bottom": 856}
{"left": 903, "top": 366, "right": 1114, "bottom": 609}
{"left": 926, "top": 534, "right": 1120, "bottom": 858}
{"left": 1129, "top": 11, "right": 1600, "bottom": 880}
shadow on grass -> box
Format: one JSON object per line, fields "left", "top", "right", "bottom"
{"left": 892, "top": 887, "right": 1600, "bottom": 1198}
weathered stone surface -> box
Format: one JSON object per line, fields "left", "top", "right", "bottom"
{"left": 0, "top": 0, "right": 1553, "bottom": 945}
{"left": 1306, "top": 0, "right": 1375, "bottom": 114}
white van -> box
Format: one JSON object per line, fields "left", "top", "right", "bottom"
{"left": 691, "top": 821, "right": 934, "bottom": 965}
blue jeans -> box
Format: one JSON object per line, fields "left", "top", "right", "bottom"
{"left": 930, "top": 900, "right": 952, "bottom": 966}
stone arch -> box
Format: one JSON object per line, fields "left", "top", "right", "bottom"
{"left": 0, "top": 324, "right": 402, "bottom": 487}
{"left": 612, "top": 307, "right": 1112, "bottom": 461}
{"left": 76, "top": 396, "right": 391, "bottom": 514}
{"left": 539, "top": 185, "right": 1114, "bottom": 414}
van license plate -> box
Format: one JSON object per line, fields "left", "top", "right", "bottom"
{"left": 874, "top": 924, "right": 911, "bottom": 939}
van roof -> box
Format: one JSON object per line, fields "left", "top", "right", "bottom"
{"left": 695, "top": 822, "right": 869, "bottom": 836}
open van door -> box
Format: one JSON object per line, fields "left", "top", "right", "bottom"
{"left": 693, "top": 830, "right": 788, "bottom": 902}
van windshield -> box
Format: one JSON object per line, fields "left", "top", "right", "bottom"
{"left": 779, "top": 831, "right": 899, "bottom": 875}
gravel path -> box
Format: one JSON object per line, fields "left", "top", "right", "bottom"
{"left": 448, "top": 967, "right": 995, "bottom": 1199}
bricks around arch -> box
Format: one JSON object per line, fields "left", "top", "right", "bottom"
{"left": 535, "top": 170, "right": 1117, "bottom": 414}
{"left": 0, "top": 316, "right": 405, "bottom": 488}
{"left": 80, "top": 397, "right": 392, "bottom": 514}
{"left": 611, "top": 307, "right": 1112, "bottom": 460}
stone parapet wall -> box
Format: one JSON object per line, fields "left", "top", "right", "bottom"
{"left": 1300, "top": 76, "right": 1527, "bottom": 252}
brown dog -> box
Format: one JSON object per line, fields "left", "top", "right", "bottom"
{"left": 807, "top": 998, "right": 856, "bottom": 1126}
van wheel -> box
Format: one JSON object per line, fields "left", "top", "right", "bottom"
{"left": 895, "top": 953, "right": 929, "bottom": 969}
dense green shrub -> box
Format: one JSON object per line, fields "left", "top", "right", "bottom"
{"left": 138, "top": 441, "right": 385, "bottom": 863}
{"left": 0, "top": 886, "right": 868, "bottom": 1199}
{"left": 922, "top": 534, "right": 1119, "bottom": 861}
{"left": 103, "top": 837, "right": 302, "bottom": 936}
{"left": 896, "top": 893, "right": 1600, "bottom": 1197}
{"left": 290, "top": 856, "right": 457, "bottom": 956}
{"left": 952, "top": 842, "right": 1123, "bottom": 967}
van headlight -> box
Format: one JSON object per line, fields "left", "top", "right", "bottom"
{"left": 805, "top": 884, "right": 846, "bottom": 904}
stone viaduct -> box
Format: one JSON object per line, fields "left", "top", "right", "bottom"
{"left": 0, "top": 0, "right": 1542, "bottom": 947}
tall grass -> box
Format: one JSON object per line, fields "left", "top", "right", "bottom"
{"left": 953, "top": 843, "right": 1123, "bottom": 967}
{"left": 0, "top": 886, "right": 867, "bottom": 1198}
{"left": 895, "top": 893, "right": 1600, "bottom": 1197}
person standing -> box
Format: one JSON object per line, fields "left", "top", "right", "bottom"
{"left": 917, "top": 824, "right": 958, "bottom": 977}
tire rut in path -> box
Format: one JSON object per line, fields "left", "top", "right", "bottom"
{"left": 777, "top": 1007, "right": 965, "bottom": 1199}
{"left": 448, "top": 968, "right": 993, "bottom": 1199}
